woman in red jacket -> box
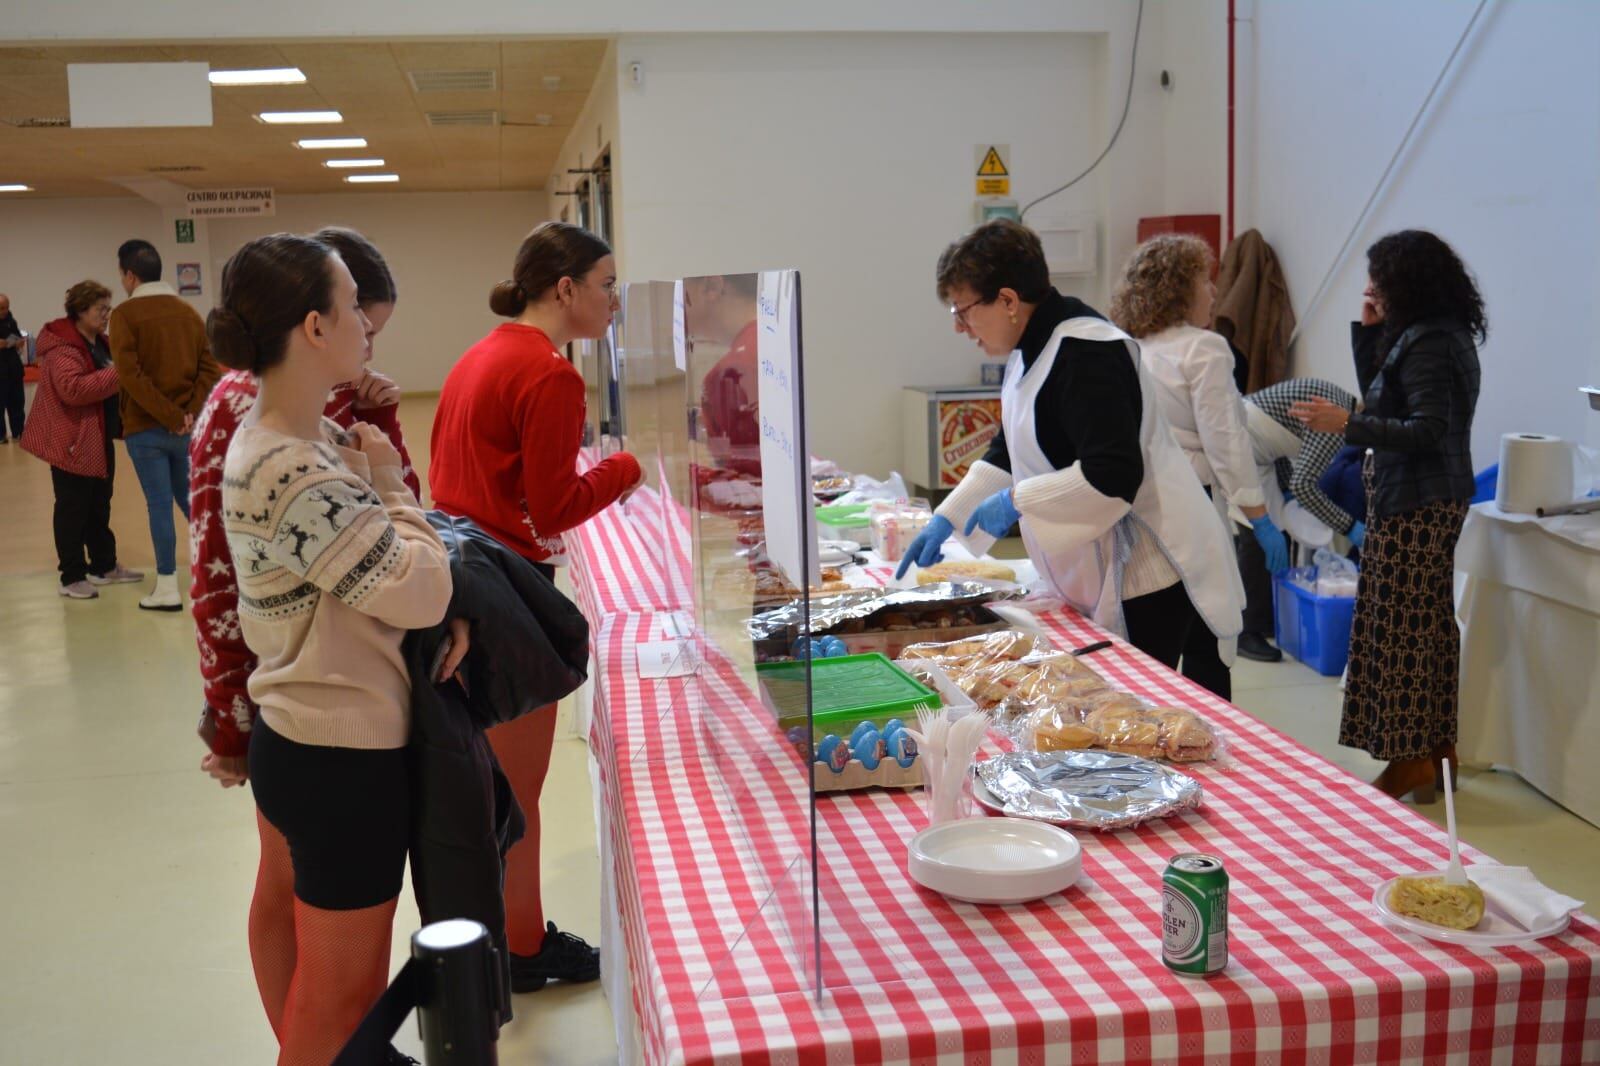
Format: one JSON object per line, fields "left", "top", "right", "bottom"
{"left": 430, "top": 221, "right": 641, "bottom": 992}
{"left": 21, "top": 280, "right": 144, "bottom": 598}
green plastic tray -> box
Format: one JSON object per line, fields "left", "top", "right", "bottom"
{"left": 757, "top": 652, "right": 938, "bottom": 730}
{"left": 815, "top": 502, "right": 870, "bottom": 527}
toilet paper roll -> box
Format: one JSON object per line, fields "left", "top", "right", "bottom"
{"left": 1495, "top": 433, "right": 1575, "bottom": 514}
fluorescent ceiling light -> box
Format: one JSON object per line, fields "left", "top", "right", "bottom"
{"left": 323, "top": 159, "right": 385, "bottom": 169}
{"left": 295, "top": 137, "right": 367, "bottom": 149}
{"left": 210, "top": 67, "right": 306, "bottom": 86}
{"left": 345, "top": 174, "right": 399, "bottom": 184}
{"left": 256, "top": 110, "right": 343, "bottom": 124}
{"left": 0, "top": 184, "right": 33, "bottom": 193}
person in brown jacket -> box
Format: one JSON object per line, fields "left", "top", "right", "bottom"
{"left": 111, "top": 238, "right": 221, "bottom": 611}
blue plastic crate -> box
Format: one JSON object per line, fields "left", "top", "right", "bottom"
{"left": 1273, "top": 569, "right": 1358, "bottom": 676}
{"left": 1471, "top": 464, "right": 1498, "bottom": 505}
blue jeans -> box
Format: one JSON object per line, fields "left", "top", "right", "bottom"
{"left": 124, "top": 428, "right": 191, "bottom": 575}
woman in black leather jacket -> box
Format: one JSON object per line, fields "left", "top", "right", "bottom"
{"left": 1292, "top": 230, "right": 1484, "bottom": 803}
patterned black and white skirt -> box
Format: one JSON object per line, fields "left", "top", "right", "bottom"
{"left": 1339, "top": 462, "right": 1469, "bottom": 762}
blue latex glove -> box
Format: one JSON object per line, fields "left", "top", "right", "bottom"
{"left": 893, "top": 514, "right": 954, "bottom": 579}
{"left": 1250, "top": 513, "right": 1290, "bottom": 574}
{"left": 1348, "top": 520, "right": 1367, "bottom": 549}
{"left": 963, "top": 489, "right": 1021, "bottom": 539}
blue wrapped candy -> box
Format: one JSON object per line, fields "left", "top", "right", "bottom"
{"left": 849, "top": 721, "right": 878, "bottom": 747}
{"left": 852, "top": 729, "right": 885, "bottom": 770}
{"left": 819, "top": 636, "right": 849, "bottom": 658}
{"left": 814, "top": 734, "right": 850, "bottom": 773}
{"left": 887, "top": 729, "right": 918, "bottom": 768}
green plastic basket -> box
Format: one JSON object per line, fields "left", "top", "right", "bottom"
{"left": 756, "top": 653, "right": 939, "bottom": 733}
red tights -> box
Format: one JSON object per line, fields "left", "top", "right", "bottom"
{"left": 486, "top": 704, "right": 558, "bottom": 956}
{"left": 251, "top": 811, "right": 398, "bottom": 1065}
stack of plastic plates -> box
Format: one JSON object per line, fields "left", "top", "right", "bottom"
{"left": 907, "top": 817, "right": 1082, "bottom": 904}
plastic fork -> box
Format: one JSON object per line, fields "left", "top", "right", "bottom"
{"left": 1441, "top": 758, "right": 1468, "bottom": 886}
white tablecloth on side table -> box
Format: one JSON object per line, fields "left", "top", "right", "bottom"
{"left": 1456, "top": 503, "right": 1600, "bottom": 826}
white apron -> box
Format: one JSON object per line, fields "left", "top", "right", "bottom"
{"left": 1002, "top": 318, "right": 1245, "bottom": 642}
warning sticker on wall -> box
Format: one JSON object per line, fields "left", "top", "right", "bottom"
{"left": 975, "top": 144, "right": 1010, "bottom": 197}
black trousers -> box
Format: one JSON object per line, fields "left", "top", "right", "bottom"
{"left": 1236, "top": 528, "right": 1279, "bottom": 637}
{"left": 0, "top": 353, "right": 24, "bottom": 439}
{"left": 51, "top": 447, "right": 118, "bottom": 586}
{"left": 1123, "top": 580, "right": 1232, "bottom": 701}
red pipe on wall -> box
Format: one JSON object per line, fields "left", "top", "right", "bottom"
{"left": 1226, "top": 0, "right": 1236, "bottom": 246}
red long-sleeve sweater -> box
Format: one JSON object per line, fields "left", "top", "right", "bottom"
{"left": 429, "top": 323, "right": 640, "bottom": 564}
{"left": 188, "top": 369, "right": 419, "bottom": 756}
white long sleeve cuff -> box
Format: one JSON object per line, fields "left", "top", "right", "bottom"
{"left": 935, "top": 460, "right": 1014, "bottom": 557}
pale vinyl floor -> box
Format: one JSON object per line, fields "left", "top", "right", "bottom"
{"left": 1, "top": 395, "right": 1596, "bottom": 1066}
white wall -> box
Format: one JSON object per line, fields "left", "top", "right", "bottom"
{"left": 546, "top": 44, "right": 622, "bottom": 250}
{"left": 610, "top": 32, "right": 1124, "bottom": 476}
{"left": 1244, "top": 0, "right": 1600, "bottom": 453}
{"left": 0, "top": 197, "right": 161, "bottom": 337}
{"left": 0, "top": 191, "right": 546, "bottom": 393}
{"left": 1156, "top": 0, "right": 1227, "bottom": 223}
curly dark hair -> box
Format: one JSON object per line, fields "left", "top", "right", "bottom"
{"left": 935, "top": 219, "right": 1051, "bottom": 305}
{"left": 1366, "top": 230, "right": 1487, "bottom": 344}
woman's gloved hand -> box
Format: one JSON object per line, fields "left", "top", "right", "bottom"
{"left": 963, "top": 489, "right": 1021, "bottom": 539}
{"left": 893, "top": 515, "right": 954, "bottom": 579}
{"left": 1348, "top": 520, "right": 1367, "bottom": 550}
{"left": 1250, "top": 513, "right": 1290, "bottom": 573}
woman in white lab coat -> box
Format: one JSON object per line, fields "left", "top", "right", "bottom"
{"left": 1108, "top": 235, "right": 1287, "bottom": 693}
{"left": 895, "top": 220, "right": 1243, "bottom": 697}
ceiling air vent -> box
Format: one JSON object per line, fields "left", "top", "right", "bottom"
{"left": 425, "top": 110, "right": 499, "bottom": 128}
{"left": 5, "top": 116, "right": 71, "bottom": 128}
{"left": 410, "top": 69, "right": 497, "bottom": 93}
{"left": 147, "top": 165, "right": 204, "bottom": 173}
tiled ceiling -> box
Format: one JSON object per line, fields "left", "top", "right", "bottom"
{"left": 0, "top": 39, "right": 608, "bottom": 198}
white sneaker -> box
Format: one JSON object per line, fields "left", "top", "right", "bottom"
{"left": 139, "top": 573, "right": 183, "bottom": 612}
{"left": 88, "top": 565, "right": 145, "bottom": 586}
{"left": 59, "top": 581, "right": 100, "bottom": 600}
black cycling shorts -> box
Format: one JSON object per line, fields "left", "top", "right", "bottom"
{"left": 249, "top": 718, "right": 409, "bottom": 911}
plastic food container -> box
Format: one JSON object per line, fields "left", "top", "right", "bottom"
{"left": 757, "top": 652, "right": 940, "bottom": 737}
{"left": 815, "top": 503, "right": 872, "bottom": 542}
{"left": 867, "top": 499, "right": 933, "bottom": 562}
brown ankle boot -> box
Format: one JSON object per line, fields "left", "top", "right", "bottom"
{"left": 1373, "top": 757, "right": 1437, "bottom": 803}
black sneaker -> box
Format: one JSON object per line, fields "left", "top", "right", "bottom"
{"left": 509, "top": 921, "right": 600, "bottom": 993}
{"left": 1237, "top": 630, "right": 1283, "bottom": 663}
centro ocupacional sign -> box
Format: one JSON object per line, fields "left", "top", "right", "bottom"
{"left": 182, "top": 187, "right": 276, "bottom": 218}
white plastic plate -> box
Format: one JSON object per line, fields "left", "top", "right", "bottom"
{"left": 908, "top": 817, "right": 1081, "bottom": 905}
{"left": 1372, "top": 874, "right": 1572, "bottom": 947}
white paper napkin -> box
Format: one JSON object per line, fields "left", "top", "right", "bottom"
{"left": 1469, "top": 865, "right": 1584, "bottom": 930}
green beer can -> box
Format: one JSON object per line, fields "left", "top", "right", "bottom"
{"left": 1162, "top": 854, "right": 1228, "bottom": 975}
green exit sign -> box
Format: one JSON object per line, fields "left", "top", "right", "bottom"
{"left": 175, "top": 219, "right": 195, "bottom": 244}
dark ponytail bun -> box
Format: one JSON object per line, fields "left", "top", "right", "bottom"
{"left": 206, "top": 307, "right": 261, "bottom": 372}
{"left": 211, "top": 233, "right": 338, "bottom": 376}
{"left": 488, "top": 279, "right": 528, "bottom": 317}
{"left": 492, "top": 222, "right": 612, "bottom": 319}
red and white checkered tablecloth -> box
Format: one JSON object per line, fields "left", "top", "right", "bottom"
{"left": 572, "top": 510, "right": 1600, "bottom": 1065}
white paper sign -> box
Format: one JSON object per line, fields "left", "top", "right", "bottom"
{"left": 183, "top": 187, "right": 276, "bottom": 218}
{"left": 672, "top": 279, "right": 687, "bottom": 371}
{"left": 756, "top": 270, "right": 820, "bottom": 591}
{"left": 636, "top": 640, "right": 697, "bottom": 678}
